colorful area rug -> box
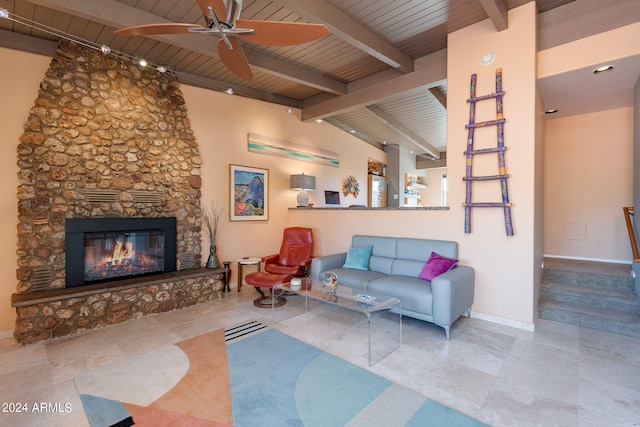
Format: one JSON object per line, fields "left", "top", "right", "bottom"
{"left": 75, "top": 321, "right": 487, "bottom": 426}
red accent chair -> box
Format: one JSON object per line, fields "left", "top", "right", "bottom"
{"left": 245, "top": 227, "right": 314, "bottom": 308}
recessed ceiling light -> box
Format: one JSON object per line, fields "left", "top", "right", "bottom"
{"left": 138, "top": 59, "right": 148, "bottom": 67}
{"left": 349, "top": 129, "right": 356, "bottom": 134}
{"left": 593, "top": 65, "right": 614, "bottom": 74}
{"left": 287, "top": 108, "right": 293, "bottom": 114}
{"left": 225, "top": 88, "right": 234, "bottom": 95}
{"left": 315, "top": 119, "right": 323, "bottom": 124}
{"left": 100, "top": 45, "right": 111, "bottom": 55}
{"left": 545, "top": 109, "right": 558, "bottom": 114}
{"left": 0, "top": 8, "right": 9, "bottom": 19}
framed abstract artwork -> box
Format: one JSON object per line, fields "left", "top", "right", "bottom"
{"left": 229, "top": 164, "right": 269, "bottom": 221}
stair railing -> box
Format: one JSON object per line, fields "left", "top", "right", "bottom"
{"left": 623, "top": 206, "right": 640, "bottom": 262}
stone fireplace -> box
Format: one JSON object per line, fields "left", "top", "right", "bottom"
{"left": 12, "top": 41, "right": 225, "bottom": 344}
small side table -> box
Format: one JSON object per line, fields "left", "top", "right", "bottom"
{"left": 237, "top": 257, "right": 261, "bottom": 292}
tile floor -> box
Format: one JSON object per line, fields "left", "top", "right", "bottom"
{"left": 1, "top": 286, "right": 640, "bottom": 427}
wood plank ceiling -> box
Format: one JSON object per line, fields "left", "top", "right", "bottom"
{"left": 0, "top": 0, "right": 575, "bottom": 163}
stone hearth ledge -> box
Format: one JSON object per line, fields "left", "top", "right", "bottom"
{"left": 12, "top": 268, "right": 227, "bottom": 345}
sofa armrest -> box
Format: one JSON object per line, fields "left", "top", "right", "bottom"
{"left": 310, "top": 253, "right": 347, "bottom": 280}
{"left": 431, "top": 265, "right": 475, "bottom": 328}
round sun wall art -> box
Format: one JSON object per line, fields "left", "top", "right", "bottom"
{"left": 342, "top": 174, "right": 360, "bottom": 197}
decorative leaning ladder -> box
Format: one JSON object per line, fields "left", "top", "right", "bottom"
{"left": 463, "top": 68, "right": 514, "bottom": 236}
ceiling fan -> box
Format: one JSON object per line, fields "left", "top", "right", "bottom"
{"left": 114, "top": 0, "right": 329, "bottom": 80}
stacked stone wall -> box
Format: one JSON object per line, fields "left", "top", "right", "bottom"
{"left": 14, "top": 272, "right": 223, "bottom": 344}
{"left": 16, "top": 40, "right": 202, "bottom": 292}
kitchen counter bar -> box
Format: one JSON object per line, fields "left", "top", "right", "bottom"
{"left": 289, "top": 206, "right": 449, "bottom": 211}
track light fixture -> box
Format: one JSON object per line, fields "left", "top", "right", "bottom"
{"left": 0, "top": 8, "right": 169, "bottom": 77}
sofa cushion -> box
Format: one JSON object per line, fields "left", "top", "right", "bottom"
{"left": 319, "top": 267, "right": 385, "bottom": 291}
{"left": 390, "top": 259, "right": 425, "bottom": 277}
{"left": 342, "top": 246, "right": 373, "bottom": 270}
{"left": 352, "top": 235, "right": 396, "bottom": 258}
{"left": 367, "top": 275, "right": 433, "bottom": 315}
{"left": 396, "top": 238, "right": 458, "bottom": 261}
{"left": 418, "top": 252, "right": 459, "bottom": 281}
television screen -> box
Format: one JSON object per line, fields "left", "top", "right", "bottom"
{"left": 324, "top": 190, "right": 340, "bottom": 205}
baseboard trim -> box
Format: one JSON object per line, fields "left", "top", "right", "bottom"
{"left": 471, "top": 311, "right": 536, "bottom": 332}
{"left": 0, "top": 329, "right": 14, "bottom": 339}
{"left": 544, "top": 254, "right": 632, "bottom": 265}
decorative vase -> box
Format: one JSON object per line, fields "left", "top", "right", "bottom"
{"left": 206, "top": 245, "right": 220, "bottom": 269}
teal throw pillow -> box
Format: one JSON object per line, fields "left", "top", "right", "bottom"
{"left": 342, "top": 246, "right": 373, "bottom": 271}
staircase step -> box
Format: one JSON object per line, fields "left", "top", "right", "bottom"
{"left": 539, "top": 258, "right": 640, "bottom": 338}
{"left": 538, "top": 299, "right": 640, "bottom": 339}
{"left": 542, "top": 262, "right": 634, "bottom": 292}
{"left": 540, "top": 282, "right": 639, "bottom": 314}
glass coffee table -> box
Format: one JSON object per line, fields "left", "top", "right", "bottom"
{"left": 273, "top": 279, "right": 402, "bottom": 366}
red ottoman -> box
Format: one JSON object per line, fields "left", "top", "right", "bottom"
{"left": 244, "top": 272, "right": 293, "bottom": 308}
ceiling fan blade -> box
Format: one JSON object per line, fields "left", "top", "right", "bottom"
{"left": 196, "top": 0, "right": 227, "bottom": 22}
{"left": 114, "top": 23, "right": 205, "bottom": 36}
{"left": 236, "top": 20, "right": 329, "bottom": 46}
{"left": 218, "top": 37, "right": 254, "bottom": 80}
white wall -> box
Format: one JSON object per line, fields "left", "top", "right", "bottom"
{"left": 544, "top": 108, "right": 634, "bottom": 262}
{"left": 445, "top": 3, "right": 540, "bottom": 325}
{"left": 422, "top": 168, "right": 446, "bottom": 207}
{"left": 0, "top": 48, "right": 51, "bottom": 332}
{"left": 180, "top": 84, "right": 386, "bottom": 284}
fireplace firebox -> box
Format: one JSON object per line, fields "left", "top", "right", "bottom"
{"left": 65, "top": 217, "right": 177, "bottom": 287}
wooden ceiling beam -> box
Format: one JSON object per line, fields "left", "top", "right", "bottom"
{"left": 274, "top": 0, "right": 414, "bottom": 73}
{"left": 300, "top": 49, "right": 446, "bottom": 121}
{"left": 366, "top": 105, "right": 440, "bottom": 159}
{"left": 27, "top": 0, "right": 347, "bottom": 94}
{"left": 477, "top": 0, "right": 508, "bottom": 31}
{"left": 416, "top": 152, "right": 447, "bottom": 169}
{"left": 0, "top": 29, "right": 57, "bottom": 56}
{"left": 428, "top": 87, "right": 447, "bottom": 109}
{"left": 172, "top": 70, "right": 300, "bottom": 107}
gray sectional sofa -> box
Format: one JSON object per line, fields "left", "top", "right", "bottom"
{"left": 311, "top": 235, "right": 475, "bottom": 339}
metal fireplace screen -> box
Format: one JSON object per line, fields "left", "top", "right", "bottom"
{"left": 65, "top": 217, "right": 177, "bottom": 287}
{"left": 83, "top": 229, "right": 165, "bottom": 283}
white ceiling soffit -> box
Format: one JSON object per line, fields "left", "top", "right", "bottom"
{"left": 539, "top": 53, "right": 640, "bottom": 120}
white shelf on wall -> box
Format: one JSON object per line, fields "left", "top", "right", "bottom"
{"left": 403, "top": 173, "right": 426, "bottom": 206}
{"left": 407, "top": 182, "right": 427, "bottom": 190}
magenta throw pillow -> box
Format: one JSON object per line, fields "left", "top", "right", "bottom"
{"left": 419, "top": 252, "right": 459, "bottom": 281}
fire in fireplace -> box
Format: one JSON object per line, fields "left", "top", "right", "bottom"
{"left": 65, "top": 217, "right": 177, "bottom": 287}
